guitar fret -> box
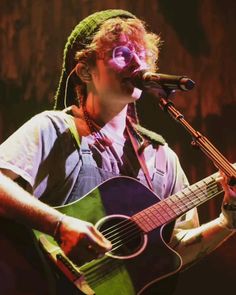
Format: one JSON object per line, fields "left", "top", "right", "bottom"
{"left": 154, "top": 206, "right": 168, "bottom": 218}
{"left": 158, "top": 202, "right": 173, "bottom": 220}
{"left": 146, "top": 205, "right": 172, "bottom": 225}
{"left": 154, "top": 214, "right": 167, "bottom": 224}
{"left": 169, "top": 194, "right": 185, "bottom": 208}
{"left": 193, "top": 182, "right": 208, "bottom": 203}
{"left": 180, "top": 190, "right": 198, "bottom": 209}
{"left": 154, "top": 207, "right": 170, "bottom": 221}
{"left": 145, "top": 208, "right": 162, "bottom": 226}
{"left": 159, "top": 202, "right": 176, "bottom": 216}
{"left": 171, "top": 192, "right": 191, "bottom": 210}
{"left": 149, "top": 208, "right": 167, "bottom": 223}
{"left": 165, "top": 198, "right": 183, "bottom": 215}
{"left": 133, "top": 205, "right": 172, "bottom": 231}
{"left": 133, "top": 212, "right": 157, "bottom": 231}
{"left": 197, "top": 178, "right": 219, "bottom": 203}
{"left": 167, "top": 176, "right": 219, "bottom": 218}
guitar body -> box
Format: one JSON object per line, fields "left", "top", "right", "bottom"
{"left": 39, "top": 176, "right": 182, "bottom": 295}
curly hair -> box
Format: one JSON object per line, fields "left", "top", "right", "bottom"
{"left": 74, "top": 17, "right": 162, "bottom": 103}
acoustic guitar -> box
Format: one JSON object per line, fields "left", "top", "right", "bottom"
{"left": 34, "top": 170, "right": 224, "bottom": 295}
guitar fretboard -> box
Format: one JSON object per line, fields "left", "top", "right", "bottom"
{"left": 132, "top": 173, "right": 221, "bottom": 232}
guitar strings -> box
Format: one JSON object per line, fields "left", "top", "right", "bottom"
{"left": 82, "top": 257, "right": 122, "bottom": 286}
{"left": 104, "top": 183, "right": 220, "bottom": 252}
{"left": 99, "top": 177, "right": 217, "bottom": 236}
{"left": 101, "top": 181, "right": 219, "bottom": 248}
{"left": 100, "top": 180, "right": 219, "bottom": 244}
{"left": 111, "top": 193, "right": 219, "bottom": 252}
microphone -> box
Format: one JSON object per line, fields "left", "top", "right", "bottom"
{"left": 132, "top": 71, "right": 195, "bottom": 91}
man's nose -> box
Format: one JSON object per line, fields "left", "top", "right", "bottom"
{"left": 128, "top": 52, "right": 148, "bottom": 72}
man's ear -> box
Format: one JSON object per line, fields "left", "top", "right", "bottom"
{"left": 75, "top": 62, "right": 92, "bottom": 83}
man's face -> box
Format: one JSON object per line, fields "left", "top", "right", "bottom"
{"left": 89, "top": 34, "right": 149, "bottom": 103}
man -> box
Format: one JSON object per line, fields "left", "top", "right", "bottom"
{"left": 0, "top": 9, "right": 235, "bottom": 295}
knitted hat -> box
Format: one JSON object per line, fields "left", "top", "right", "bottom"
{"left": 54, "top": 9, "right": 136, "bottom": 109}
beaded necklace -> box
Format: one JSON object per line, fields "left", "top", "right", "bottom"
{"left": 82, "top": 104, "right": 113, "bottom": 146}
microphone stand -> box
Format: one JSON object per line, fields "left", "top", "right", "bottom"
{"left": 159, "top": 97, "right": 236, "bottom": 186}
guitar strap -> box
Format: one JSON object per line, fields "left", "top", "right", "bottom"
{"left": 126, "top": 120, "right": 154, "bottom": 191}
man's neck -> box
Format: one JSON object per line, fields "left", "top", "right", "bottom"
{"left": 85, "top": 94, "right": 128, "bottom": 135}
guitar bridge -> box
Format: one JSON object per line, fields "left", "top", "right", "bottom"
{"left": 38, "top": 234, "right": 95, "bottom": 295}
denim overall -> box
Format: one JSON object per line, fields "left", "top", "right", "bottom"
{"left": 66, "top": 136, "right": 121, "bottom": 203}
{"left": 66, "top": 134, "right": 168, "bottom": 205}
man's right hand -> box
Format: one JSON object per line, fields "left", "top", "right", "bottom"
{"left": 56, "top": 215, "right": 112, "bottom": 265}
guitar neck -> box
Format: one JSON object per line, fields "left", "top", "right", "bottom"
{"left": 132, "top": 171, "right": 221, "bottom": 232}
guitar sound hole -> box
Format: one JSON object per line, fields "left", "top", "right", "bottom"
{"left": 97, "top": 215, "right": 146, "bottom": 258}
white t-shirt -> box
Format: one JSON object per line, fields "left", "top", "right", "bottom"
{"left": 0, "top": 110, "right": 199, "bottom": 228}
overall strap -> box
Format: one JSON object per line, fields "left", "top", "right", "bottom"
{"left": 64, "top": 115, "right": 96, "bottom": 166}
{"left": 64, "top": 115, "right": 81, "bottom": 148}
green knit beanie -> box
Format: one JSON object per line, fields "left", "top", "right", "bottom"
{"left": 54, "top": 9, "right": 136, "bottom": 109}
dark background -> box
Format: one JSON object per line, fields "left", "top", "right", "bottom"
{"left": 0, "top": 0, "right": 236, "bottom": 294}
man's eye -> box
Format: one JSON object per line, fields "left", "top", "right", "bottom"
{"left": 115, "top": 56, "right": 126, "bottom": 66}
{"left": 139, "top": 54, "right": 146, "bottom": 60}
